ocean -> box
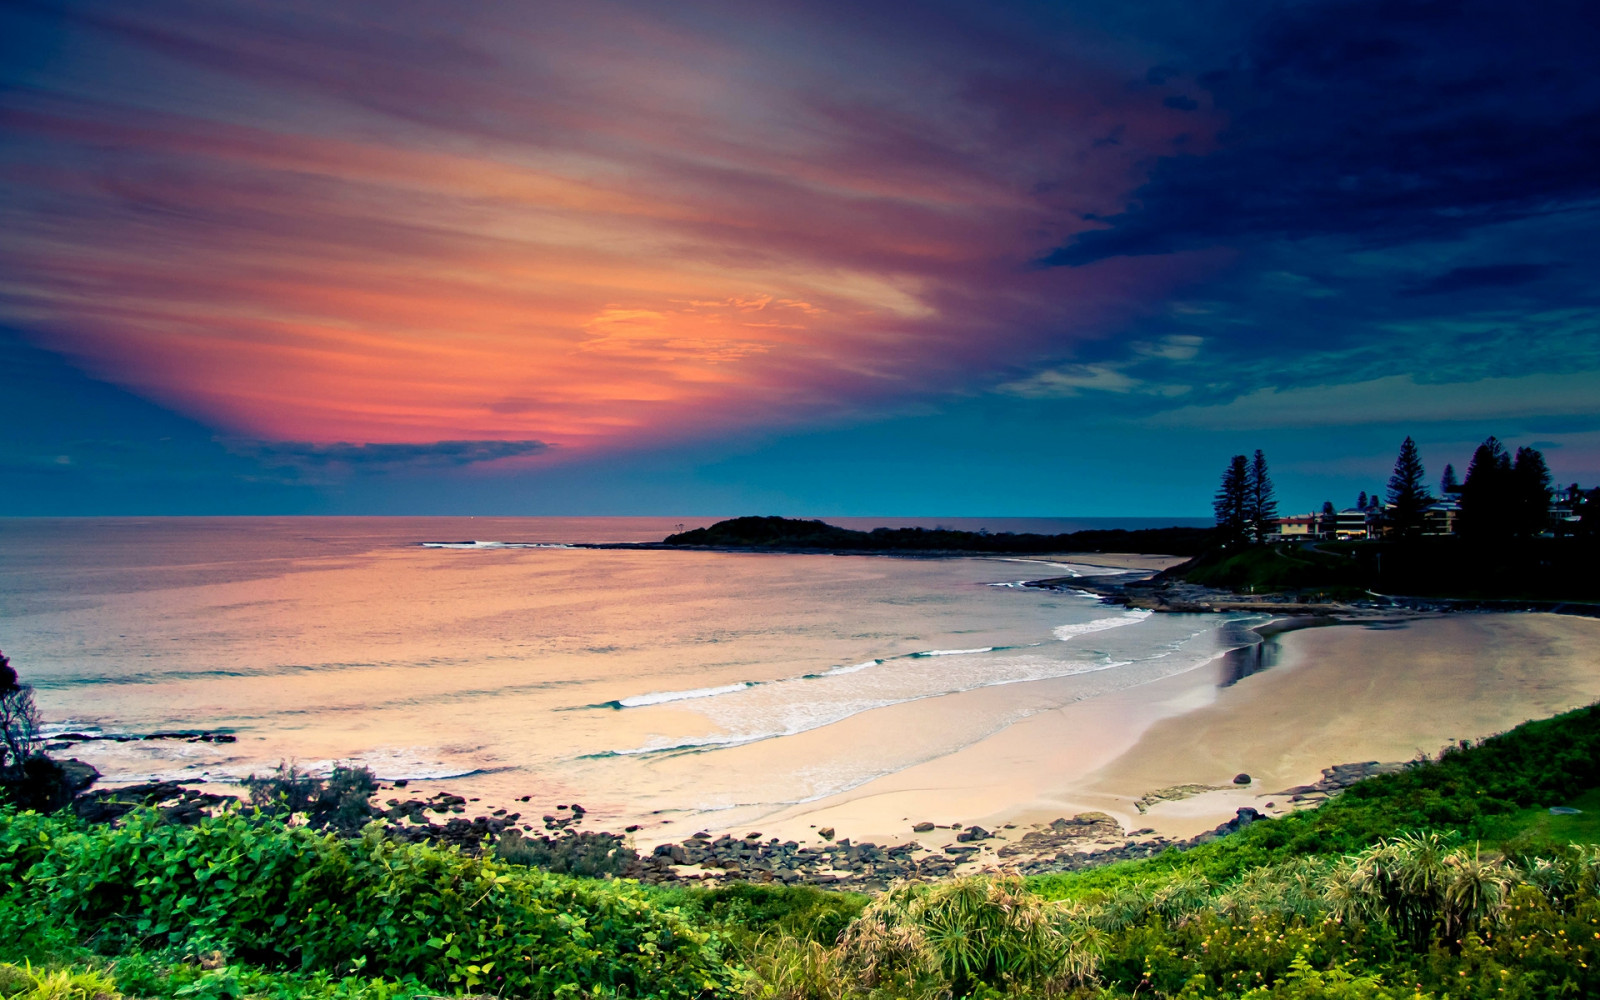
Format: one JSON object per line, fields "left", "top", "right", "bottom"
{"left": 0, "top": 516, "right": 1257, "bottom": 835}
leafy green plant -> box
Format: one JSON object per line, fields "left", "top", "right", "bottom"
{"left": 1, "top": 807, "right": 733, "bottom": 998}
{"left": 0, "top": 963, "right": 119, "bottom": 1000}
{"left": 241, "top": 762, "right": 378, "bottom": 835}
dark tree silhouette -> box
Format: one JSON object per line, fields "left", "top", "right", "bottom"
{"left": 1459, "top": 437, "right": 1514, "bottom": 541}
{"left": 0, "top": 650, "right": 42, "bottom": 782}
{"left": 1512, "top": 446, "right": 1553, "bottom": 539}
{"left": 1385, "top": 437, "right": 1433, "bottom": 538}
{"left": 1213, "top": 454, "right": 1251, "bottom": 545}
{"left": 1321, "top": 500, "right": 1335, "bottom": 516}
{"left": 1440, "top": 463, "right": 1459, "bottom": 495}
{"left": 1356, "top": 490, "right": 1368, "bottom": 510}
{"left": 1247, "top": 450, "right": 1278, "bottom": 541}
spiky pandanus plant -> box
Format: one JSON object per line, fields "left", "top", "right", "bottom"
{"left": 1517, "top": 855, "right": 1579, "bottom": 905}
{"left": 1219, "top": 857, "right": 1330, "bottom": 923}
{"left": 834, "top": 885, "right": 941, "bottom": 993}
{"left": 1440, "top": 845, "right": 1516, "bottom": 938}
{"left": 1149, "top": 873, "right": 1213, "bottom": 924}
{"left": 744, "top": 934, "right": 871, "bottom": 1000}
{"left": 833, "top": 876, "right": 1099, "bottom": 997}
{"left": 1339, "top": 831, "right": 1455, "bottom": 942}
{"left": 1320, "top": 832, "right": 1521, "bottom": 944}
{"left": 1083, "top": 883, "right": 1157, "bottom": 933}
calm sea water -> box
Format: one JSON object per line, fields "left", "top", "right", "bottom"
{"left": 0, "top": 516, "right": 1249, "bottom": 831}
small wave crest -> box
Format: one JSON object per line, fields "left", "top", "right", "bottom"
{"left": 823, "top": 659, "right": 882, "bottom": 676}
{"left": 909, "top": 646, "right": 995, "bottom": 657}
{"left": 1053, "top": 609, "right": 1153, "bottom": 641}
{"left": 608, "top": 682, "right": 756, "bottom": 709}
{"left": 420, "top": 541, "right": 572, "bottom": 549}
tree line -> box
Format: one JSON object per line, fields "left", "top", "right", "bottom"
{"left": 1212, "top": 450, "right": 1277, "bottom": 545}
{"left": 1214, "top": 435, "right": 1587, "bottom": 544}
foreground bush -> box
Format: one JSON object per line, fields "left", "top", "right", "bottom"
{"left": 0, "top": 808, "right": 732, "bottom": 998}
{"left": 740, "top": 836, "right": 1600, "bottom": 1000}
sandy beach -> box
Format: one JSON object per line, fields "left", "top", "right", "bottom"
{"left": 735, "top": 611, "right": 1600, "bottom": 856}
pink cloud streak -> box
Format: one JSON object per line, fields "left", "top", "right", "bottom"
{"left": 0, "top": 1, "right": 1221, "bottom": 453}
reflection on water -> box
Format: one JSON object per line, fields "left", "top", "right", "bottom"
{"left": 1217, "top": 630, "right": 1279, "bottom": 687}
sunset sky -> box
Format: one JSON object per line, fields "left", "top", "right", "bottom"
{"left": 5, "top": 0, "right": 1598, "bottom": 515}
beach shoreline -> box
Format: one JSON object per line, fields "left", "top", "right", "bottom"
{"left": 42, "top": 553, "right": 1600, "bottom": 889}
{"left": 608, "top": 606, "right": 1600, "bottom": 884}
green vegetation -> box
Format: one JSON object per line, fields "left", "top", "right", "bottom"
{"left": 1191, "top": 435, "right": 1600, "bottom": 602}
{"left": 8, "top": 704, "right": 1600, "bottom": 997}
{"left": 1175, "top": 544, "right": 1367, "bottom": 599}
{"left": 0, "top": 809, "right": 734, "bottom": 999}
{"left": 1173, "top": 536, "right": 1600, "bottom": 601}
{"left": 662, "top": 516, "right": 1212, "bottom": 556}
{"left": 241, "top": 762, "right": 380, "bottom": 836}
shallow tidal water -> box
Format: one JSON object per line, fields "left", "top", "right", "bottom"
{"left": 0, "top": 516, "right": 1253, "bottom": 832}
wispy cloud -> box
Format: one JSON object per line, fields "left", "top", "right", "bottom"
{"left": 0, "top": 0, "right": 1208, "bottom": 451}
{"left": 230, "top": 439, "right": 549, "bottom": 473}
{"left": 1141, "top": 372, "right": 1600, "bottom": 430}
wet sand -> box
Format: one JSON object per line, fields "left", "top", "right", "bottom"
{"left": 738, "top": 612, "right": 1600, "bottom": 851}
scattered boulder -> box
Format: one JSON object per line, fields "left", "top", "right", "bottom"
{"left": 1233, "top": 773, "right": 1252, "bottom": 785}
{"left": 912, "top": 821, "right": 935, "bottom": 832}
{"left": 817, "top": 826, "right": 836, "bottom": 840}
{"left": 1194, "top": 807, "right": 1264, "bottom": 843}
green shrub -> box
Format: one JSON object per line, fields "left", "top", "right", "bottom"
{"left": 670, "top": 882, "right": 869, "bottom": 948}
{"left": 241, "top": 762, "right": 378, "bottom": 835}
{"left": 0, "top": 963, "right": 119, "bottom": 1000}
{"left": 493, "top": 827, "right": 638, "bottom": 877}
{"left": 1, "top": 807, "right": 733, "bottom": 998}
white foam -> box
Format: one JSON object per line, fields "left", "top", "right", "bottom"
{"left": 911, "top": 647, "right": 994, "bottom": 657}
{"left": 420, "top": 541, "right": 571, "bottom": 549}
{"left": 608, "top": 654, "right": 1143, "bottom": 757}
{"left": 995, "top": 558, "right": 1080, "bottom": 574}
{"left": 616, "top": 682, "right": 754, "bottom": 708}
{"left": 1053, "top": 609, "right": 1152, "bottom": 641}
{"left": 823, "top": 659, "right": 882, "bottom": 676}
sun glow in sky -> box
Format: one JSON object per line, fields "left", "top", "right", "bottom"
{"left": 5, "top": 0, "right": 1600, "bottom": 514}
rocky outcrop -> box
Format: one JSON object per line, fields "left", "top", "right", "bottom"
{"left": 74, "top": 781, "right": 236, "bottom": 824}
{"left": 998, "top": 813, "right": 1122, "bottom": 859}
{"left": 1281, "top": 761, "right": 1407, "bottom": 803}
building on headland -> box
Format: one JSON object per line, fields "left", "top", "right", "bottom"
{"left": 1423, "top": 501, "right": 1460, "bottom": 536}
{"left": 1333, "top": 507, "right": 1376, "bottom": 540}
{"left": 1273, "top": 514, "right": 1322, "bottom": 539}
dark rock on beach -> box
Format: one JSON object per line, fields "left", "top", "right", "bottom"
{"left": 74, "top": 781, "right": 237, "bottom": 825}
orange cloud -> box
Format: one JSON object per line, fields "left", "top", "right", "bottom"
{"left": 0, "top": 2, "right": 1221, "bottom": 456}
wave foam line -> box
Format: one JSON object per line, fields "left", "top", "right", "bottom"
{"left": 823, "top": 659, "right": 882, "bottom": 676}
{"left": 593, "top": 657, "right": 1141, "bottom": 759}
{"left": 420, "top": 541, "right": 571, "bottom": 549}
{"left": 908, "top": 646, "right": 995, "bottom": 657}
{"left": 606, "top": 682, "right": 756, "bottom": 709}
{"left": 1053, "top": 610, "right": 1152, "bottom": 641}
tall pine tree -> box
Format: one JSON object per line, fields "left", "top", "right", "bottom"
{"left": 1213, "top": 455, "right": 1250, "bottom": 546}
{"left": 1512, "top": 446, "right": 1552, "bottom": 539}
{"left": 1459, "top": 436, "right": 1513, "bottom": 541}
{"left": 1385, "top": 437, "right": 1433, "bottom": 538}
{"left": 1247, "top": 450, "right": 1277, "bottom": 541}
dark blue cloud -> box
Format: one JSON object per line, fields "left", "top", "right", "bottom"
{"left": 1399, "top": 264, "right": 1554, "bottom": 298}
{"left": 1043, "top": 0, "right": 1600, "bottom": 266}
{"left": 230, "top": 440, "right": 550, "bottom": 473}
